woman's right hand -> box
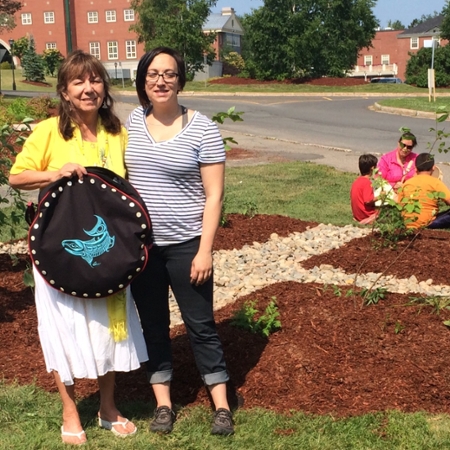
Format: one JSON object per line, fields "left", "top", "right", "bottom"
{"left": 9, "top": 164, "right": 88, "bottom": 190}
{"left": 54, "top": 163, "right": 87, "bottom": 182}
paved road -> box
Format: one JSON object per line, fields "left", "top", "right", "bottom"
{"left": 115, "top": 94, "right": 450, "bottom": 180}
{"left": 4, "top": 90, "right": 450, "bottom": 181}
{"left": 116, "top": 93, "right": 445, "bottom": 159}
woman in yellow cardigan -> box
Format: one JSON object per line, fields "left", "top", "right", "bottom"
{"left": 9, "top": 51, "right": 147, "bottom": 445}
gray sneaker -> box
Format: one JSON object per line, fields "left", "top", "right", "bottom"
{"left": 211, "top": 408, "right": 234, "bottom": 435}
{"left": 150, "top": 406, "right": 176, "bottom": 433}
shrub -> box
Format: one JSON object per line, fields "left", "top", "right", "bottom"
{"left": 231, "top": 297, "right": 281, "bottom": 337}
{"left": 6, "top": 98, "right": 29, "bottom": 122}
{"left": 0, "top": 96, "right": 55, "bottom": 125}
{"left": 0, "top": 120, "right": 32, "bottom": 241}
{"left": 26, "top": 96, "right": 56, "bottom": 120}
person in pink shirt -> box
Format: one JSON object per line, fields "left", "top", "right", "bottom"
{"left": 378, "top": 128, "right": 418, "bottom": 190}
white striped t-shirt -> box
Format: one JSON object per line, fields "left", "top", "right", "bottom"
{"left": 125, "top": 106, "right": 226, "bottom": 246}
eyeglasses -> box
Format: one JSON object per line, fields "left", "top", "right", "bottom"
{"left": 400, "top": 143, "right": 414, "bottom": 151}
{"left": 145, "top": 72, "right": 178, "bottom": 83}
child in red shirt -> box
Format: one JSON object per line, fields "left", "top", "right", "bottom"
{"left": 351, "top": 154, "right": 378, "bottom": 224}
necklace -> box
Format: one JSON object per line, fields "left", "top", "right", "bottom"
{"left": 73, "top": 120, "right": 109, "bottom": 168}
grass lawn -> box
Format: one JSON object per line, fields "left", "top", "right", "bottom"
{"left": 377, "top": 97, "right": 450, "bottom": 113}
{"left": 2, "top": 382, "right": 450, "bottom": 449}
{"left": 224, "top": 161, "right": 355, "bottom": 226}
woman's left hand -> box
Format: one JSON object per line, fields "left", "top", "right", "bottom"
{"left": 190, "top": 251, "right": 213, "bottom": 285}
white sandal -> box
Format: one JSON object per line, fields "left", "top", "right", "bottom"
{"left": 60, "top": 426, "right": 86, "bottom": 445}
{"left": 98, "top": 417, "right": 137, "bottom": 437}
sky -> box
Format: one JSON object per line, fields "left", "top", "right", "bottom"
{"left": 213, "top": 0, "right": 446, "bottom": 28}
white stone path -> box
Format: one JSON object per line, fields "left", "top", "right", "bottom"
{"left": 2, "top": 224, "right": 448, "bottom": 328}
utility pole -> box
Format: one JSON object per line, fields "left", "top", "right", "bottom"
{"left": 0, "top": 49, "right": 6, "bottom": 95}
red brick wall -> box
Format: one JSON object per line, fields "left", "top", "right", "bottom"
{"left": 71, "top": 0, "right": 145, "bottom": 62}
{"left": 6, "top": 0, "right": 145, "bottom": 63}
{"left": 6, "top": 0, "right": 68, "bottom": 54}
{"left": 357, "top": 30, "right": 449, "bottom": 81}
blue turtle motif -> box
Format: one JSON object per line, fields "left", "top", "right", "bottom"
{"left": 62, "top": 215, "right": 115, "bottom": 267}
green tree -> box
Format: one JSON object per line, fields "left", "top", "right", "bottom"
{"left": 131, "top": 0, "right": 217, "bottom": 77}
{"left": 242, "top": 0, "right": 378, "bottom": 80}
{"left": 21, "top": 35, "right": 45, "bottom": 83}
{"left": 42, "top": 48, "right": 64, "bottom": 76}
{"left": 10, "top": 36, "right": 29, "bottom": 60}
{"left": 405, "top": 45, "right": 450, "bottom": 88}
{"left": 241, "top": 0, "right": 294, "bottom": 80}
{"left": 439, "top": 1, "right": 450, "bottom": 40}
{"left": 0, "top": 0, "right": 21, "bottom": 33}
{"left": 387, "top": 19, "right": 405, "bottom": 30}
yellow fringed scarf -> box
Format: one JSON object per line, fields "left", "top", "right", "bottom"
{"left": 107, "top": 290, "right": 128, "bottom": 342}
{"left": 73, "top": 119, "right": 128, "bottom": 342}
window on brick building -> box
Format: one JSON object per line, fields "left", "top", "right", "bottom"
{"left": 411, "top": 37, "right": 419, "bottom": 49}
{"left": 381, "top": 54, "right": 390, "bottom": 65}
{"left": 107, "top": 41, "right": 118, "bottom": 60}
{"left": 106, "top": 10, "right": 116, "bottom": 22}
{"left": 46, "top": 42, "right": 57, "bottom": 50}
{"left": 90, "top": 42, "right": 101, "bottom": 59}
{"left": 21, "top": 13, "right": 32, "bottom": 25}
{"left": 364, "top": 55, "right": 372, "bottom": 66}
{"left": 126, "top": 40, "right": 137, "bottom": 59}
{"left": 124, "top": 9, "right": 135, "bottom": 21}
{"left": 226, "top": 33, "right": 240, "bottom": 47}
{"left": 88, "top": 11, "right": 99, "bottom": 23}
{"left": 44, "top": 12, "right": 55, "bottom": 24}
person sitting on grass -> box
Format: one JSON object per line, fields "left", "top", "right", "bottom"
{"left": 400, "top": 153, "right": 450, "bottom": 229}
{"left": 350, "top": 154, "right": 379, "bottom": 224}
{"left": 378, "top": 127, "right": 418, "bottom": 190}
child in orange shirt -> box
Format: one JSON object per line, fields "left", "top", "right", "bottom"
{"left": 400, "top": 153, "right": 450, "bottom": 229}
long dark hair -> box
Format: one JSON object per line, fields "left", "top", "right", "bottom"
{"left": 56, "top": 50, "right": 121, "bottom": 139}
{"left": 135, "top": 47, "right": 186, "bottom": 109}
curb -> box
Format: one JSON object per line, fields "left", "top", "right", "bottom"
{"left": 372, "top": 102, "right": 444, "bottom": 120}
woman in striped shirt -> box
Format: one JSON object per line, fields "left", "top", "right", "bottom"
{"left": 125, "top": 47, "right": 234, "bottom": 436}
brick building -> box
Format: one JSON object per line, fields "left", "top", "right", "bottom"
{"left": 0, "top": 2, "right": 242, "bottom": 80}
{"left": 203, "top": 7, "right": 243, "bottom": 60}
{"left": 1, "top": 0, "right": 144, "bottom": 79}
{"left": 351, "top": 16, "right": 446, "bottom": 81}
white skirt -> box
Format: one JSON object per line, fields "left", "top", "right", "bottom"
{"left": 33, "top": 266, "right": 148, "bottom": 386}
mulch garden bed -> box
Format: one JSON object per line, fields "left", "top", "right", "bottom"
{"left": 2, "top": 215, "right": 450, "bottom": 417}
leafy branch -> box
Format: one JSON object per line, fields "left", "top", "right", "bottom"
{"left": 211, "top": 106, "right": 244, "bottom": 150}
{"left": 0, "top": 119, "right": 33, "bottom": 241}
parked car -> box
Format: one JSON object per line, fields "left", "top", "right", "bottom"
{"left": 370, "top": 77, "right": 403, "bottom": 84}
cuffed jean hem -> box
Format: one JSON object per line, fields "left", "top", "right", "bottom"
{"left": 202, "top": 370, "right": 229, "bottom": 386}
{"left": 148, "top": 369, "right": 173, "bottom": 384}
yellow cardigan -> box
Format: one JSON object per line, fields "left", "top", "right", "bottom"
{"left": 11, "top": 117, "right": 128, "bottom": 178}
